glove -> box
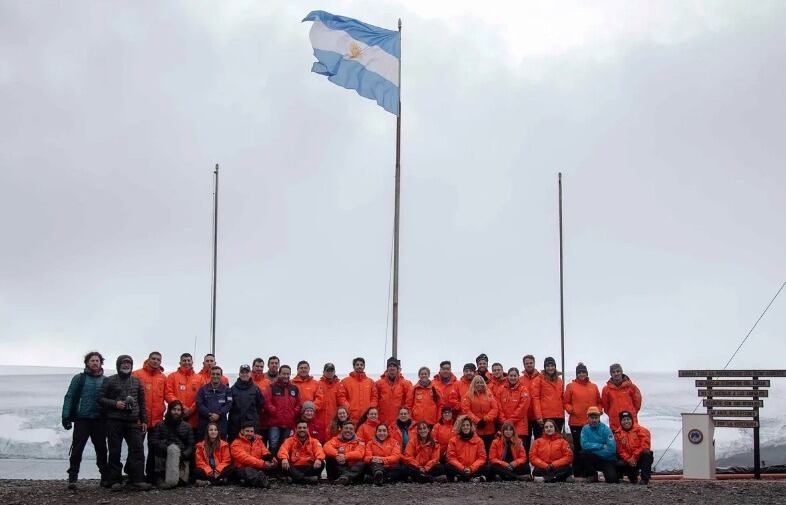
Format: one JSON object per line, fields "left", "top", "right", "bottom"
{"left": 477, "top": 420, "right": 487, "bottom": 429}
{"left": 62, "top": 419, "right": 73, "bottom": 430}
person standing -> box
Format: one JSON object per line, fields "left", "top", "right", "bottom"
{"left": 165, "top": 353, "right": 203, "bottom": 429}
{"left": 564, "top": 362, "right": 602, "bottom": 477}
{"left": 432, "top": 361, "right": 461, "bottom": 414}
{"left": 133, "top": 351, "right": 166, "bottom": 482}
{"left": 614, "top": 411, "right": 653, "bottom": 485}
{"left": 62, "top": 351, "right": 108, "bottom": 489}
{"left": 375, "top": 357, "right": 412, "bottom": 426}
{"left": 150, "top": 400, "right": 194, "bottom": 489}
{"left": 521, "top": 354, "right": 541, "bottom": 452}
{"left": 496, "top": 367, "right": 531, "bottom": 441}
{"left": 196, "top": 366, "right": 233, "bottom": 440}
{"left": 314, "top": 362, "right": 340, "bottom": 436}
{"left": 267, "top": 364, "right": 301, "bottom": 455}
{"left": 602, "top": 364, "right": 643, "bottom": 431}
{"left": 98, "top": 355, "right": 152, "bottom": 491}
{"left": 475, "top": 354, "right": 490, "bottom": 383}
{"left": 337, "top": 357, "right": 378, "bottom": 424}
{"left": 457, "top": 363, "right": 476, "bottom": 399}
{"left": 228, "top": 364, "right": 264, "bottom": 441}
{"left": 292, "top": 360, "right": 319, "bottom": 402}
{"left": 488, "top": 362, "right": 507, "bottom": 398}
{"left": 532, "top": 357, "right": 565, "bottom": 433}
{"left": 278, "top": 419, "right": 326, "bottom": 484}
{"left": 461, "top": 375, "right": 499, "bottom": 453}
{"left": 580, "top": 406, "right": 619, "bottom": 483}
{"left": 408, "top": 366, "right": 441, "bottom": 425}
{"left": 197, "top": 354, "right": 229, "bottom": 386}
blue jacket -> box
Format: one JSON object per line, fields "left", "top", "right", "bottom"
{"left": 62, "top": 369, "right": 105, "bottom": 420}
{"left": 580, "top": 421, "right": 617, "bottom": 461}
{"left": 196, "top": 382, "right": 233, "bottom": 436}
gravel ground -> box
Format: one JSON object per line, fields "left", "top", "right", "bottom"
{"left": 2, "top": 479, "right": 785, "bottom": 505}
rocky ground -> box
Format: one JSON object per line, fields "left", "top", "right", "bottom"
{"left": 2, "top": 479, "right": 785, "bottom": 505}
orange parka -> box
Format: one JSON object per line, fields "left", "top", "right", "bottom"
{"left": 431, "top": 419, "right": 454, "bottom": 457}
{"left": 521, "top": 369, "right": 541, "bottom": 421}
{"left": 323, "top": 435, "right": 366, "bottom": 465}
{"left": 292, "top": 375, "right": 319, "bottom": 402}
{"left": 277, "top": 434, "right": 326, "bottom": 466}
{"left": 564, "top": 378, "right": 602, "bottom": 427}
{"left": 602, "top": 376, "right": 643, "bottom": 431}
{"left": 195, "top": 439, "right": 232, "bottom": 474}
{"left": 532, "top": 373, "right": 564, "bottom": 421}
{"left": 197, "top": 366, "right": 229, "bottom": 387}
{"left": 356, "top": 418, "right": 380, "bottom": 443}
{"left": 456, "top": 376, "right": 473, "bottom": 401}
{"left": 461, "top": 392, "right": 499, "bottom": 436}
{"left": 314, "top": 375, "right": 341, "bottom": 431}
{"left": 488, "top": 375, "right": 507, "bottom": 399}
{"left": 408, "top": 380, "right": 442, "bottom": 425}
{"left": 495, "top": 380, "right": 531, "bottom": 435}
{"left": 337, "top": 372, "right": 378, "bottom": 424}
{"left": 529, "top": 433, "right": 573, "bottom": 469}
{"left": 375, "top": 373, "right": 413, "bottom": 426}
{"left": 230, "top": 434, "right": 271, "bottom": 470}
{"left": 488, "top": 435, "right": 528, "bottom": 468}
{"left": 447, "top": 432, "right": 487, "bottom": 472}
{"left": 133, "top": 361, "right": 166, "bottom": 427}
{"left": 432, "top": 373, "right": 462, "bottom": 413}
{"left": 614, "top": 424, "right": 651, "bottom": 462}
{"left": 363, "top": 437, "right": 402, "bottom": 467}
{"left": 402, "top": 436, "right": 441, "bottom": 470}
{"left": 165, "top": 367, "right": 203, "bottom": 427}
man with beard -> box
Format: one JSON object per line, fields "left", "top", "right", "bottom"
{"left": 133, "top": 351, "right": 166, "bottom": 482}
{"left": 278, "top": 419, "right": 326, "bottom": 484}
{"left": 314, "top": 363, "right": 341, "bottom": 438}
{"left": 98, "top": 355, "right": 152, "bottom": 491}
{"left": 602, "top": 364, "right": 643, "bottom": 431}
{"left": 228, "top": 364, "right": 264, "bottom": 441}
{"left": 267, "top": 365, "right": 301, "bottom": 455}
{"left": 62, "top": 351, "right": 108, "bottom": 489}
{"left": 475, "top": 354, "right": 490, "bottom": 382}
{"left": 150, "top": 401, "right": 194, "bottom": 489}
{"left": 521, "top": 354, "right": 541, "bottom": 452}
{"left": 230, "top": 422, "right": 276, "bottom": 488}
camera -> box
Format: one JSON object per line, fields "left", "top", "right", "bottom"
{"left": 125, "top": 396, "right": 137, "bottom": 411}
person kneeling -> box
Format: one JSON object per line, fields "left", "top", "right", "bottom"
{"left": 530, "top": 419, "right": 574, "bottom": 483}
{"left": 230, "top": 422, "right": 276, "bottom": 488}
{"left": 323, "top": 421, "right": 366, "bottom": 484}
{"left": 614, "top": 411, "right": 653, "bottom": 485}
{"left": 488, "top": 421, "right": 532, "bottom": 481}
{"left": 278, "top": 419, "right": 325, "bottom": 484}
{"left": 364, "top": 423, "right": 403, "bottom": 485}
{"left": 580, "top": 407, "right": 619, "bottom": 483}
{"left": 402, "top": 421, "right": 448, "bottom": 483}
{"left": 194, "top": 422, "right": 234, "bottom": 486}
{"left": 446, "top": 416, "right": 488, "bottom": 482}
{"left": 150, "top": 400, "right": 194, "bottom": 489}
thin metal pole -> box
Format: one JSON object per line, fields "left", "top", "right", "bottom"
{"left": 391, "top": 19, "right": 402, "bottom": 359}
{"left": 210, "top": 163, "right": 219, "bottom": 356}
{"left": 558, "top": 173, "right": 566, "bottom": 399}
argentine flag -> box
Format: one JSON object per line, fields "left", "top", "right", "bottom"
{"left": 303, "top": 11, "right": 400, "bottom": 115}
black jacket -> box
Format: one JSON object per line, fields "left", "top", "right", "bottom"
{"left": 99, "top": 373, "right": 147, "bottom": 423}
{"left": 228, "top": 378, "right": 263, "bottom": 435}
{"left": 151, "top": 418, "right": 194, "bottom": 458}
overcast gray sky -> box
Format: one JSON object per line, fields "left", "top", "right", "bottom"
{"left": 1, "top": 0, "right": 784, "bottom": 375}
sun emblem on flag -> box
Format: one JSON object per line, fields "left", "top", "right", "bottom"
{"left": 347, "top": 42, "right": 363, "bottom": 59}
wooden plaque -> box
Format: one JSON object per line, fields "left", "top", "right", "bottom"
{"left": 698, "top": 389, "right": 768, "bottom": 398}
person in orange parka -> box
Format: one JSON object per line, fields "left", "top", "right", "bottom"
{"left": 614, "top": 411, "right": 653, "bottom": 485}
{"left": 602, "top": 364, "right": 643, "bottom": 431}
{"left": 251, "top": 358, "right": 271, "bottom": 392}
{"left": 488, "top": 362, "right": 507, "bottom": 398}
{"left": 408, "top": 367, "right": 442, "bottom": 425}
{"left": 314, "top": 363, "right": 341, "bottom": 435}
{"left": 495, "top": 367, "right": 531, "bottom": 438}
{"left": 432, "top": 361, "right": 461, "bottom": 414}
{"left": 461, "top": 375, "right": 499, "bottom": 454}
{"left": 337, "top": 357, "right": 378, "bottom": 424}
{"left": 196, "top": 353, "right": 229, "bottom": 386}
{"left": 431, "top": 406, "right": 455, "bottom": 459}
{"left": 194, "top": 422, "right": 233, "bottom": 485}
{"left": 530, "top": 419, "right": 574, "bottom": 483}
{"left": 363, "top": 424, "right": 403, "bottom": 484}
{"left": 446, "top": 415, "right": 488, "bottom": 482}
{"left": 375, "top": 357, "right": 412, "bottom": 426}
{"left": 292, "top": 360, "right": 319, "bottom": 402}
{"left": 521, "top": 354, "right": 541, "bottom": 452}
{"left": 133, "top": 352, "right": 166, "bottom": 483}
{"left": 402, "top": 421, "right": 447, "bottom": 483}
{"left": 532, "top": 356, "right": 565, "bottom": 433}
{"left": 564, "top": 362, "right": 602, "bottom": 477}
{"left": 323, "top": 421, "right": 367, "bottom": 484}
{"left": 165, "top": 353, "right": 204, "bottom": 428}
{"left": 277, "top": 419, "right": 326, "bottom": 484}
{"left": 356, "top": 406, "right": 381, "bottom": 443}
{"left": 488, "top": 421, "right": 531, "bottom": 481}
{"left": 457, "top": 363, "right": 476, "bottom": 400}
{"left": 229, "top": 422, "right": 276, "bottom": 488}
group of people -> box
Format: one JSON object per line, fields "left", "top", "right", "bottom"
{"left": 62, "top": 350, "right": 653, "bottom": 491}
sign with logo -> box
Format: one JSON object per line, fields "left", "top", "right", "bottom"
{"left": 688, "top": 429, "right": 704, "bottom": 444}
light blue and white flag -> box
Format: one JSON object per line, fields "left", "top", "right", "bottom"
{"left": 302, "top": 10, "right": 400, "bottom": 115}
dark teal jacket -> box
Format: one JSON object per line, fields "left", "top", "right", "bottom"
{"left": 62, "top": 368, "right": 105, "bottom": 420}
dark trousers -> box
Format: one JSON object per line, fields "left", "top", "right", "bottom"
{"left": 194, "top": 465, "right": 234, "bottom": 484}
{"left": 532, "top": 465, "right": 573, "bottom": 482}
{"left": 403, "top": 463, "right": 446, "bottom": 482}
{"left": 325, "top": 458, "right": 365, "bottom": 482}
{"left": 106, "top": 420, "right": 145, "bottom": 484}
{"left": 617, "top": 450, "right": 653, "bottom": 483}
{"left": 525, "top": 421, "right": 538, "bottom": 454}
{"left": 67, "top": 418, "right": 108, "bottom": 479}
{"left": 288, "top": 461, "right": 324, "bottom": 482}
{"left": 569, "top": 425, "right": 585, "bottom": 476}
{"left": 581, "top": 452, "right": 619, "bottom": 483}
{"left": 367, "top": 462, "right": 404, "bottom": 482}
{"left": 445, "top": 464, "right": 487, "bottom": 481}
{"left": 236, "top": 467, "right": 268, "bottom": 487}
{"left": 479, "top": 434, "right": 495, "bottom": 455}
{"left": 488, "top": 462, "right": 531, "bottom": 480}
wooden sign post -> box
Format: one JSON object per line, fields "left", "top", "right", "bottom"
{"left": 679, "top": 369, "right": 786, "bottom": 480}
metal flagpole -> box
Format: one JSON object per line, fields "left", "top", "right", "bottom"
{"left": 391, "top": 18, "right": 402, "bottom": 359}
{"left": 210, "top": 163, "right": 219, "bottom": 355}
{"left": 558, "top": 173, "right": 566, "bottom": 404}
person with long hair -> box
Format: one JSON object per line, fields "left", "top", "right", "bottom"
{"left": 150, "top": 400, "right": 195, "bottom": 489}
{"left": 532, "top": 357, "right": 565, "bottom": 433}
{"left": 356, "top": 406, "right": 381, "bottom": 442}
{"left": 461, "top": 375, "right": 499, "bottom": 454}
{"left": 487, "top": 421, "right": 531, "bottom": 481}
{"left": 409, "top": 366, "right": 441, "bottom": 425}
{"left": 530, "top": 419, "right": 574, "bottom": 483}
{"left": 328, "top": 405, "right": 350, "bottom": 439}
{"left": 402, "top": 421, "right": 448, "bottom": 483}
{"left": 431, "top": 406, "right": 454, "bottom": 460}
{"left": 363, "top": 423, "right": 403, "bottom": 485}
{"left": 496, "top": 367, "right": 531, "bottom": 440}
{"left": 446, "top": 415, "right": 487, "bottom": 482}
{"left": 194, "top": 422, "right": 233, "bottom": 486}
